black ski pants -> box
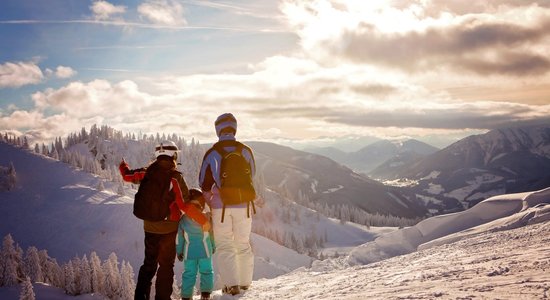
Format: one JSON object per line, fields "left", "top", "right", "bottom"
{"left": 135, "top": 231, "right": 177, "bottom": 300}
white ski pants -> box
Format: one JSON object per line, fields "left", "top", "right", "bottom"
{"left": 212, "top": 207, "right": 254, "bottom": 287}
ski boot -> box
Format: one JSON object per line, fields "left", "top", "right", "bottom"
{"left": 222, "top": 285, "right": 240, "bottom": 295}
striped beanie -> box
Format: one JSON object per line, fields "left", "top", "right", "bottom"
{"left": 215, "top": 113, "right": 237, "bottom": 137}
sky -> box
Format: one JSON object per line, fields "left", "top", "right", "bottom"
{"left": 1, "top": 0, "right": 549, "bottom": 150}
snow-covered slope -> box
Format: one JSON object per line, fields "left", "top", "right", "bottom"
{"left": 348, "top": 187, "right": 550, "bottom": 265}
{"left": 0, "top": 142, "right": 312, "bottom": 282}
{"left": 0, "top": 142, "right": 142, "bottom": 267}
{"left": 207, "top": 188, "right": 550, "bottom": 299}
{"left": 3, "top": 136, "right": 550, "bottom": 299}
{"left": 229, "top": 217, "right": 550, "bottom": 299}
{"left": 0, "top": 141, "right": 392, "bottom": 293}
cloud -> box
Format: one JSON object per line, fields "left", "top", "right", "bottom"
{"left": 0, "top": 110, "right": 84, "bottom": 144}
{"left": 247, "top": 101, "right": 550, "bottom": 131}
{"left": 138, "top": 0, "right": 187, "bottom": 26}
{"left": 282, "top": 0, "right": 550, "bottom": 76}
{"left": 90, "top": 0, "right": 127, "bottom": 21}
{"left": 4, "top": 0, "right": 550, "bottom": 145}
{"left": 338, "top": 19, "right": 550, "bottom": 75}
{"left": 17, "top": 51, "right": 548, "bottom": 145}
{"left": 394, "top": 0, "right": 550, "bottom": 17}
{"left": 55, "top": 66, "right": 77, "bottom": 79}
{"left": 0, "top": 61, "right": 44, "bottom": 88}
{"left": 32, "top": 79, "right": 149, "bottom": 118}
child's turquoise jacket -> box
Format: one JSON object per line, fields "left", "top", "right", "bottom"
{"left": 176, "top": 214, "right": 214, "bottom": 259}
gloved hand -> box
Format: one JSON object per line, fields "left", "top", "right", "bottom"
{"left": 177, "top": 253, "right": 183, "bottom": 262}
{"left": 202, "top": 221, "right": 211, "bottom": 232}
{"left": 119, "top": 158, "right": 129, "bottom": 174}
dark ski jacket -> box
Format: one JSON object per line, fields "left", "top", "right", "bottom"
{"left": 120, "top": 156, "right": 207, "bottom": 234}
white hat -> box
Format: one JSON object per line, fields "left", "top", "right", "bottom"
{"left": 154, "top": 141, "right": 180, "bottom": 158}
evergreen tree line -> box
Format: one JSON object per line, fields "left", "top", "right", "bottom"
{"left": 251, "top": 191, "right": 328, "bottom": 259}
{"left": 0, "top": 133, "right": 29, "bottom": 149}
{"left": 0, "top": 234, "right": 135, "bottom": 299}
{"left": 27, "top": 125, "right": 205, "bottom": 189}
{"left": 292, "top": 188, "right": 420, "bottom": 228}
{"left": 253, "top": 225, "right": 327, "bottom": 259}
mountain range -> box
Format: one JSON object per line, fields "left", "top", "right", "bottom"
{"left": 305, "top": 125, "right": 550, "bottom": 214}
{"left": 306, "top": 139, "right": 439, "bottom": 176}
{"left": 249, "top": 141, "right": 427, "bottom": 219}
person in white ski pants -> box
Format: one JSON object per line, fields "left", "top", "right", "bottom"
{"left": 199, "top": 113, "right": 256, "bottom": 295}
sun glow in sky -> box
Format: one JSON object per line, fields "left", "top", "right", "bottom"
{"left": 1, "top": 0, "right": 549, "bottom": 149}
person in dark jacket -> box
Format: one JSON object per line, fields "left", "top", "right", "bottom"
{"left": 119, "top": 141, "right": 211, "bottom": 300}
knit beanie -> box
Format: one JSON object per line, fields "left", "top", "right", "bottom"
{"left": 215, "top": 113, "right": 237, "bottom": 137}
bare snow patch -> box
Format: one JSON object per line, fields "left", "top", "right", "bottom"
{"left": 425, "top": 183, "right": 444, "bottom": 195}
{"left": 421, "top": 171, "right": 440, "bottom": 180}
{"left": 322, "top": 185, "right": 343, "bottom": 194}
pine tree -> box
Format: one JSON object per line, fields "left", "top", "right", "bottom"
{"left": 1, "top": 234, "right": 20, "bottom": 286}
{"left": 15, "top": 244, "right": 24, "bottom": 280}
{"left": 51, "top": 148, "right": 59, "bottom": 160}
{"left": 103, "top": 253, "right": 121, "bottom": 299}
{"left": 38, "top": 250, "right": 52, "bottom": 285}
{"left": 71, "top": 257, "right": 82, "bottom": 295}
{"left": 19, "top": 276, "right": 35, "bottom": 300}
{"left": 7, "top": 162, "right": 16, "bottom": 190}
{"left": 89, "top": 252, "right": 104, "bottom": 294}
{"left": 120, "top": 261, "right": 135, "bottom": 300}
{"left": 23, "top": 246, "right": 42, "bottom": 283}
{"left": 37, "top": 250, "right": 62, "bottom": 287}
{"left": 48, "top": 258, "right": 63, "bottom": 288}
{"left": 79, "top": 255, "right": 92, "bottom": 294}
{"left": 63, "top": 261, "right": 76, "bottom": 295}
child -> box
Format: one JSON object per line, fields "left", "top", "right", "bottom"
{"left": 177, "top": 188, "right": 214, "bottom": 300}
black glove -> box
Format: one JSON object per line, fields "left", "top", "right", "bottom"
{"left": 177, "top": 253, "right": 183, "bottom": 262}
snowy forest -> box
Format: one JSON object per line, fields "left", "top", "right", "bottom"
{"left": 0, "top": 233, "right": 136, "bottom": 299}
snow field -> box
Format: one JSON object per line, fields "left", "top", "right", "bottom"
{"left": 210, "top": 221, "right": 550, "bottom": 299}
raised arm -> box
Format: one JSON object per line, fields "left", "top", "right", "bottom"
{"left": 119, "top": 160, "right": 146, "bottom": 184}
